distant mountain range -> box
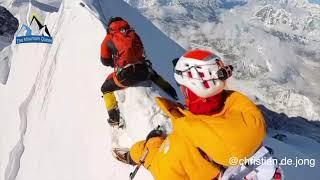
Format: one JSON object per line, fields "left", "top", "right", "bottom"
{"left": 125, "top": 0, "right": 320, "bottom": 123}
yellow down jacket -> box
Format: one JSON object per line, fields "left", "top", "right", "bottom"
{"left": 129, "top": 90, "right": 266, "bottom": 180}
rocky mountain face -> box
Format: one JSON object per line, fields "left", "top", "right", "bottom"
{"left": 0, "top": 6, "right": 18, "bottom": 84}
{"left": 0, "top": 6, "right": 19, "bottom": 50}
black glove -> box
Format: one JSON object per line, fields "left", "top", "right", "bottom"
{"left": 146, "top": 126, "right": 165, "bottom": 142}
{"left": 101, "top": 57, "right": 115, "bottom": 67}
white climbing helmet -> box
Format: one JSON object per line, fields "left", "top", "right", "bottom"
{"left": 174, "top": 49, "right": 227, "bottom": 98}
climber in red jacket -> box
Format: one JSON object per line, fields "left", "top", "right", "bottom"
{"left": 100, "top": 17, "right": 150, "bottom": 127}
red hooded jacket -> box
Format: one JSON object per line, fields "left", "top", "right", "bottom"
{"left": 100, "top": 19, "right": 145, "bottom": 68}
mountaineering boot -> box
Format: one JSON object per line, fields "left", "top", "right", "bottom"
{"left": 107, "top": 108, "right": 120, "bottom": 126}
{"left": 103, "top": 92, "right": 124, "bottom": 128}
{"left": 112, "top": 148, "right": 137, "bottom": 165}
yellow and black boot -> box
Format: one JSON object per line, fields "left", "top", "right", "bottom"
{"left": 103, "top": 92, "right": 124, "bottom": 127}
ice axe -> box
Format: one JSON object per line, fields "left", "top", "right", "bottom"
{"left": 129, "top": 126, "right": 163, "bottom": 179}
{"left": 129, "top": 148, "right": 149, "bottom": 180}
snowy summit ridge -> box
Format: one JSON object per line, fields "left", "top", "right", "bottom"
{"left": 0, "top": 0, "right": 182, "bottom": 179}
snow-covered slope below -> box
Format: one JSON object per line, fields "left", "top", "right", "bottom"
{"left": 125, "top": 0, "right": 320, "bottom": 121}
{"left": 264, "top": 134, "right": 320, "bottom": 179}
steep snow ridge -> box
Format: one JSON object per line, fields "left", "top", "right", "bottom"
{"left": 0, "top": 0, "right": 183, "bottom": 179}
{"left": 1, "top": 1, "right": 65, "bottom": 179}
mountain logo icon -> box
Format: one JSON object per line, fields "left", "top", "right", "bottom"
{"left": 16, "top": 14, "right": 53, "bottom": 44}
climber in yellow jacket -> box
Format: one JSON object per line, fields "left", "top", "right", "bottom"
{"left": 113, "top": 49, "right": 267, "bottom": 180}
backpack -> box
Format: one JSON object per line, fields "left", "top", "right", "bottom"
{"left": 108, "top": 27, "right": 145, "bottom": 68}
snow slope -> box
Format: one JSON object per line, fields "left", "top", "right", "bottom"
{"left": 0, "top": 0, "right": 182, "bottom": 179}
{"left": 263, "top": 134, "right": 320, "bottom": 179}
{"left": 1, "top": 0, "right": 320, "bottom": 180}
